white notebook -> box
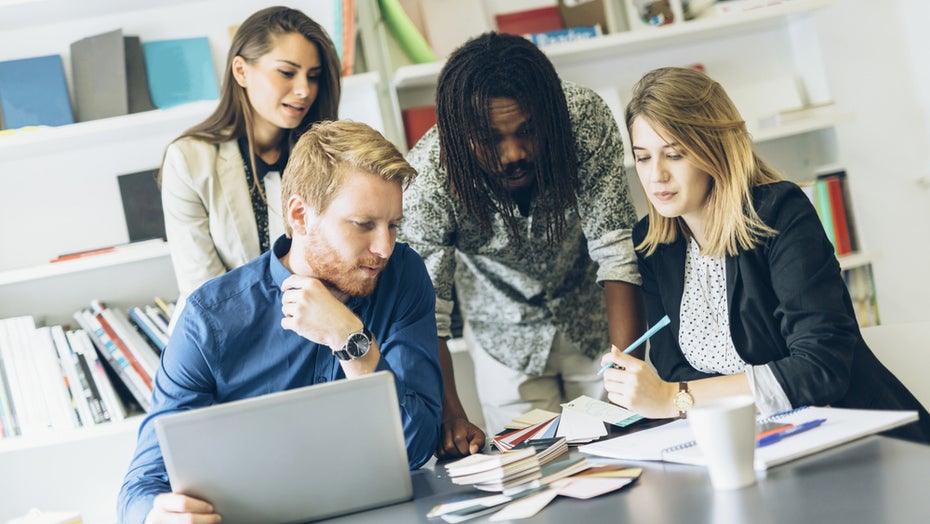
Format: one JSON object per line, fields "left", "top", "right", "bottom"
{"left": 579, "top": 406, "right": 918, "bottom": 470}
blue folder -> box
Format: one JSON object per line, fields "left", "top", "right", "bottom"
{"left": 142, "top": 37, "right": 219, "bottom": 109}
{"left": 0, "top": 54, "right": 74, "bottom": 129}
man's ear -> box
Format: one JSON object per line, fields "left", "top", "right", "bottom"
{"left": 286, "top": 194, "right": 316, "bottom": 236}
{"left": 232, "top": 55, "right": 248, "bottom": 88}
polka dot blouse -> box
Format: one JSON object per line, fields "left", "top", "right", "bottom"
{"left": 679, "top": 237, "right": 747, "bottom": 375}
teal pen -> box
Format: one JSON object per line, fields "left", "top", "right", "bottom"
{"left": 597, "top": 315, "right": 671, "bottom": 376}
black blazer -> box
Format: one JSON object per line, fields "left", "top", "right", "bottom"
{"left": 634, "top": 181, "right": 930, "bottom": 443}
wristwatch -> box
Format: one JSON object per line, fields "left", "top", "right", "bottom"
{"left": 673, "top": 382, "right": 694, "bottom": 418}
{"left": 334, "top": 327, "right": 372, "bottom": 361}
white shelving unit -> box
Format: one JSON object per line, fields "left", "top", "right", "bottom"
{"left": 0, "top": 2, "right": 388, "bottom": 523}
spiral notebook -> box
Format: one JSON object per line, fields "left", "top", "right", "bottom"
{"left": 579, "top": 406, "right": 918, "bottom": 471}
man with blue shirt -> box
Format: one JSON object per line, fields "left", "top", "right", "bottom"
{"left": 118, "top": 120, "right": 442, "bottom": 524}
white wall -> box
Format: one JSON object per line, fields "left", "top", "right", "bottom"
{"left": 814, "top": 0, "right": 930, "bottom": 322}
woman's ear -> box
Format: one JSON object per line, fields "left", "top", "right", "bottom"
{"left": 232, "top": 55, "right": 248, "bottom": 88}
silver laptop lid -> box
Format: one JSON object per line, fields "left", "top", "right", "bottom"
{"left": 154, "top": 370, "right": 413, "bottom": 523}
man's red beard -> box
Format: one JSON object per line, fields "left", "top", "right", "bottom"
{"left": 302, "top": 231, "right": 386, "bottom": 297}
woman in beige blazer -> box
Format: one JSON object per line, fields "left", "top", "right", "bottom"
{"left": 160, "top": 6, "right": 341, "bottom": 312}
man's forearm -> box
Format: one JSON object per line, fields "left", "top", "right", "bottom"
{"left": 604, "top": 280, "right": 646, "bottom": 359}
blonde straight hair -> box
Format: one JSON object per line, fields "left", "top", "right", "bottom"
{"left": 281, "top": 120, "right": 417, "bottom": 236}
{"left": 626, "top": 67, "right": 782, "bottom": 258}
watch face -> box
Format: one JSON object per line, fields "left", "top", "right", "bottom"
{"left": 345, "top": 331, "right": 371, "bottom": 359}
{"left": 674, "top": 391, "right": 694, "bottom": 411}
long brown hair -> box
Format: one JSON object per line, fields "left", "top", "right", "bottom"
{"left": 626, "top": 67, "right": 781, "bottom": 258}
{"left": 159, "top": 6, "right": 341, "bottom": 190}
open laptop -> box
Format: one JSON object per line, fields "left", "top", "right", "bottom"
{"left": 154, "top": 371, "right": 413, "bottom": 523}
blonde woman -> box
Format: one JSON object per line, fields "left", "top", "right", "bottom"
{"left": 600, "top": 67, "right": 929, "bottom": 444}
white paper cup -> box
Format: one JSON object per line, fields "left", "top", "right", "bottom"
{"left": 688, "top": 396, "right": 757, "bottom": 490}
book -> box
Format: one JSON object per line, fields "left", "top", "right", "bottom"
{"left": 90, "top": 301, "right": 158, "bottom": 385}
{"left": 445, "top": 447, "right": 537, "bottom": 478}
{"left": 558, "top": 0, "right": 619, "bottom": 34}
{"left": 142, "top": 37, "right": 219, "bottom": 109}
{"left": 825, "top": 174, "right": 852, "bottom": 255}
{"left": 117, "top": 168, "right": 166, "bottom": 243}
{"left": 124, "top": 35, "right": 157, "bottom": 114}
{"left": 128, "top": 306, "right": 167, "bottom": 353}
{"left": 68, "top": 329, "right": 126, "bottom": 422}
{"left": 53, "top": 327, "right": 102, "bottom": 426}
{"left": 495, "top": 6, "right": 564, "bottom": 36}
{"left": 813, "top": 177, "right": 837, "bottom": 252}
{"left": 0, "top": 54, "right": 74, "bottom": 129}
{"left": 401, "top": 106, "right": 436, "bottom": 149}
{"left": 526, "top": 26, "right": 601, "bottom": 48}
{"left": 70, "top": 29, "right": 129, "bottom": 122}
{"left": 339, "top": 0, "right": 357, "bottom": 76}
{"left": 33, "top": 327, "right": 80, "bottom": 431}
{"left": 0, "top": 320, "right": 21, "bottom": 437}
{"left": 73, "top": 309, "right": 152, "bottom": 412}
{"left": 579, "top": 406, "right": 919, "bottom": 470}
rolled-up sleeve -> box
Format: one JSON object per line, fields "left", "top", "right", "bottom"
{"left": 568, "top": 83, "right": 641, "bottom": 287}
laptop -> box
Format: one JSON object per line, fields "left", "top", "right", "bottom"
{"left": 154, "top": 371, "right": 413, "bottom": 523}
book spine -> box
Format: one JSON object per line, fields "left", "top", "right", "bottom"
{"left": 0, "top": 318, "right": 24, "bottom": 437}
{"left": 824, "top": 175, "right": 852, "bottom": 255}
{"left": 145, "top": 305, "right": 171, "bottom": 334}
{"left": 74, "top": 309, "right": 152, "bottom": 412}
{"left": 9, "top": 317, "right": 52, "bottom": 435}
{"left": 813, "top": 178, "right": 836, "bottom": 252}
{"left": 102, "top": 304, "right": 160, "bottom": 376}
{"left": 34, "top": 326, "right": 80, "bottom": 430}
{"left": 129, "top": 306, "right": 167, "bottom": 353}
{"left": 88, "top": 301, "right": 154, "bottom": 391}
{"left": 65, "top": 325, "right": 113, "bottom": 424}
{"left": 50, "top": 325, "right": 93, "bottom": 427}
{"left": 70, "top": 329, "right": 126, "bottom": 421}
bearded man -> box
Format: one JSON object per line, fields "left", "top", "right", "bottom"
{"left": 119, "top": 120, "right": 441, "bottom": 523}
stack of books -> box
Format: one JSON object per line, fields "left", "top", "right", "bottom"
{"left": 444, "top": 448, "right": 541, "bottom": 492}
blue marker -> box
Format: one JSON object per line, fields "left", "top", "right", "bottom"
{"left": 757, "top": 418, "right": 826, "bottom": 447}
{"left": 597, "top": 315, "right": 671, "bottom": 376}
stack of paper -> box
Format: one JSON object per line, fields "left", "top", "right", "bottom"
{"left": 445, "top": 448, "right": 541, "bottom": 492}
{"left": 494, "top": 412, "right": 560, "bottom": 451}
{"left": 430, "top": 461, "right": 643, "bottom": 522}
{"left": 510, "top": 437, "right": 569, "bottom": 467}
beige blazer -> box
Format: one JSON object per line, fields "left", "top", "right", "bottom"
{"left": 161, "top": 138, "right": 283, "bottom": 300}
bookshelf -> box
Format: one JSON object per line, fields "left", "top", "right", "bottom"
{"left": 360, "top": 0, "right": 878, "bottom": 326}
{"left": 0, "top": 2, "right": 387, "bottom": 522}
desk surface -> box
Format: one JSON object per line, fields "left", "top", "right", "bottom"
{"left": 328, "top": 436, "right": 930, "bottom": 523}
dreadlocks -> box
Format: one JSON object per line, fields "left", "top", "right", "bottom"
{"left": 436, "top": 32, "right": 579, "bottom": 245}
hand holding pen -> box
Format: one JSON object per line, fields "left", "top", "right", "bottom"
{"left": 598, "top": 315, "right": 671, "bottom": 375}
{"left": 599, "top": 316, "right": 674, "bottom": 418}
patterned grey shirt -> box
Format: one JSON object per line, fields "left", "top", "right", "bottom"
{"left": 400, "top": 82, "right": 641, "bottom": 375}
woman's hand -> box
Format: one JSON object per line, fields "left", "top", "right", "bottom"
{"left": 600, "top": 345, "right": 679, "bottom": 419}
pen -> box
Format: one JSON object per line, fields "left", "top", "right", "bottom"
{"left": 757, "top": 418, "right": 826, "bottom": 447}
{"left": 597, "top": 315, "right": 671, "bottom": 376}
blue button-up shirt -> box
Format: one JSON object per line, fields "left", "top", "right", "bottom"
{"left": 118, "top": 236, "right": 442, "bottom": 523}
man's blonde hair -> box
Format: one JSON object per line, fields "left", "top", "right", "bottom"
{"left": 281, "top": 120, "right": 417, "bottom": 235}
{"left": 626, "top": 67, "right": 781, "bottom": 258}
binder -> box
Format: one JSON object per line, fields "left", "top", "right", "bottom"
{"left": 0, "top": 54, "right": 74, "bottom": 129}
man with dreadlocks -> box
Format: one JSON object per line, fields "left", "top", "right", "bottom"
{"left": 399, "top": 32, "right": 644, "bottom": 459}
